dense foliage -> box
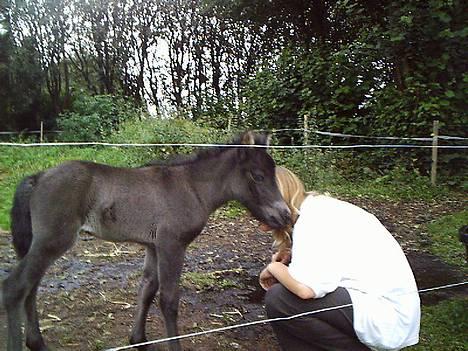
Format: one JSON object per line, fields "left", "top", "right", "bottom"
{"left": 0, "top": 0, "right": 466, "bottom": 180}
{"left": 56, "top": 95, "right": 141, "bottom": 141}
{"left": 236, "top": 0, "right": 466, "bottom": 180}
{"left": 1, "top": 0, "right": 465, "bottom": 129}
{"left": 240, "top": 0, "right": 467, "bottom": 137}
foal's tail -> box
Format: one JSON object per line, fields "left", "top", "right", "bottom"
{"left": 11, "top": 173, "right": 42, "bottom": 259}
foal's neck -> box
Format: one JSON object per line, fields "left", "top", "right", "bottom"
{"left": 187, "top": 150, "right": 237, "bottom": 213}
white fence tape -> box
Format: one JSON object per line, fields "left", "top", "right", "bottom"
{"left": 0, "top": 142, "right": 467, "bottom": 149}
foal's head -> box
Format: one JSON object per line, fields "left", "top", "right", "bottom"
{"left": 231, "top": 131, "right": 291, "bottom": 230}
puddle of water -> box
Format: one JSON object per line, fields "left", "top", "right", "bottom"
{"left": 37, "top": 257, "right": 143, "bottom": 293}
{"left": 241, "top": 275, "right": 265, "bottom": 304}
{"left": 407, "top": 252, "right": 467, "bottom": 305}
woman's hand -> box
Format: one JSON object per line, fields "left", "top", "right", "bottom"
{"left": 259, "top": 223, "right": 273, "bottom": 232}
{"left": 259, "top": 248, "right": 291, "bottom": 291}
{"left": 272, "top": 248, "right": 292, "bottom": 265}
{"left": 259, "top": 267, "right": 278, "bottom": 291}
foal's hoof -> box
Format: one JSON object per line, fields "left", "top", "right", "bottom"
{"left": 26, "top": 339, "right": 49, "bottom": 351}
{"left": 28, "top": 345, "right": 49, "bottom": 351}
{"left": 130, "top": 337, "right": 157, "bottom": 351}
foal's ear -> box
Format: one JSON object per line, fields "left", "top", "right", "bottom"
{"left": 239, "top": 131, "right": 271, "bottom": 147}
{"left": 240, "top": 131, "right": 256, "bottom": 145}
{"left": 237, "top": 131, "right": 255, "bottom": 162}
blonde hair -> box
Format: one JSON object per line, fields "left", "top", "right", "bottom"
{"left": 272, "top": 166, "right": 309, "bottom": 250}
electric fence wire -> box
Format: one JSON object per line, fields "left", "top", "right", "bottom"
{"left": 0, "top": 141, "right": 467, "bottom": 149}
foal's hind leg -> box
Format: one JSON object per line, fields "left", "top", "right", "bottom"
{"left": 24, "top": 282, "right": 47, "bottom": 351}
{"left": 4, "top": 253, "right": 56, "bottom": 351}
{"left": 156, "top": 241, "right": 186, "bottom": 351}
{"left": 130, "top": 245, "right": 160, "bottom": 351}
{"left": 3, "top": 230, "right": 77, "bottom": 351}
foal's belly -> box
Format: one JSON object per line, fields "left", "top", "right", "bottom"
{"left": 80, "top": 210, "right": 156, "bottom": 243}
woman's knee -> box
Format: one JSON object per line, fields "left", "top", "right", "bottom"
{"left": 265, "top": 284, "right": 288, "bottom": 318}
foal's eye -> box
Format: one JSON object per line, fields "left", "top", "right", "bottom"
{"left": 250, "top": 172, "right": 265, "bottom": 182}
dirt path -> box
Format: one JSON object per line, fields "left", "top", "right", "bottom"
{"left": 0, "top": 196, "right": 467, "bottom": 350}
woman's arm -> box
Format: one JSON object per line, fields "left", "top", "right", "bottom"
{"left": 267, "top": 262, "right": 316, "bottom": 299}
{"left": 259, "top": 267, "right": 278, "bottom": 290}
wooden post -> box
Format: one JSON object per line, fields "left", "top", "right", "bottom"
{"left": 303, "top": 114, "right": 309, "bottom": 145}
{"left": 40, "top": 121, "right": 44, "bottom": 143}
{"left": 227, "top": 114, "right": 232, "bottom": 132}
{"left": 431, "top": 120, "right": 439, "bottom": 186}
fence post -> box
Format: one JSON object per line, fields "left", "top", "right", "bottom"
{"left": 40, "top": 121, "right": 44, "bottom": 143}
{"left": 431, "top": 120, "right": 439, "bottom": 186}
{"left": 227, "top": 114, "right": 232, "bottom": 132}
{"left": 303, "top": 114, "right": 309, "bottom": 145}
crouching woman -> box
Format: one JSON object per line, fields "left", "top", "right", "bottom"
{"left": 259, "top": 166, "right": 420, "bottom": 351}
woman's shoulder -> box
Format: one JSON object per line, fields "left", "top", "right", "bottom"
{"left": 301, "top": 194, "right": 373, "bottom": 219}
{"left": 301, "top": 193, "right": 347, "bottom": 208}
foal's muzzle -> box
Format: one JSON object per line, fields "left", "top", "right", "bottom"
{"left": 266, "top": 205, "right": 292, "bottom": 229}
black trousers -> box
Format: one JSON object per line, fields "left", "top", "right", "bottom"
{"left": 265, "top": 284, "right": 371, "bottom": 351}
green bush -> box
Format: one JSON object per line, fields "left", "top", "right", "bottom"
{"left": 272, "top": 149, "right": 345, "bottom": 192}
{"left": 192, "top": 97, "right": 240, "bottom": 130}
{"left": 107, "top": 117, "right": 231, "bottom": 164}
{"left": 57, "top": 95, "right": 141, "bottom": 141}
{"left": 272, "top": 147, "right": 451, "bottom": 201}
{"left": 109, "top": 117, "right": 228, "bottom": 144}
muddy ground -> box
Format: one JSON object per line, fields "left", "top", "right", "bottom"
{"left": 0, "top": 196, "right": 467, "bottom": 350}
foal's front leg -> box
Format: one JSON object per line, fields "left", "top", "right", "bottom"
{"left": 156, "top": 241, "right": 186, "bottom": 351}
{"left": 130, "top": 245, "right": 159, "bottom": 351}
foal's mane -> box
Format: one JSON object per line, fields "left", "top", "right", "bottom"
{"left": 144, "top": 132, "right": 269, "bottom": 168}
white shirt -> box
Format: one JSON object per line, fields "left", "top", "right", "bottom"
{"left": 288, "top": 195, "right": 420, "bottom": 350}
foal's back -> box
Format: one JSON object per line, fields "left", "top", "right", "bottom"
{"left": 30, "top": 160, "right": 203, "bottom": 245}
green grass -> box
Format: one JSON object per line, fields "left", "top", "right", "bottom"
{"left": 0, "top": 118, "right": 230, "bottom": 231}
{"left": 333, "top": 169, "right": 450, "bottom": 202}
{"left": 181, "top": 270, "right": 242, "bottom": 291}
{"left": 213, "top": 201, "right": 248, "bottom": 219}
{"left": 425, "top": 210, "right": 468, "bottom": 269}
{"left": 411, "top": 210, "right": 468, "bottom": 350}
{"left": 327, "top": 172, "right": 448, "bottom": 201}
{"left": 408, "top": 298, "right": 468, "bottom": 351}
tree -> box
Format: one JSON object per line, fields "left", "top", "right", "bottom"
{"left": 0, "top": 0, "right": 11, "bottom": 129}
